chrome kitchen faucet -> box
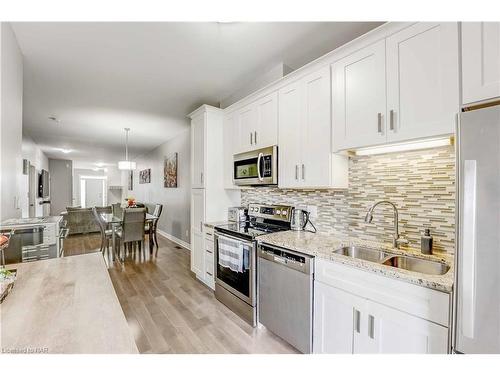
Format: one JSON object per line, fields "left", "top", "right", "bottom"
{"left": 364, "top": 200, "right": 408, "bottom": 249}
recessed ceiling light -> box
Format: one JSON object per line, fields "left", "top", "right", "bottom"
{"left": 57, "top": 148, "right": 72, "bottom": 154}
{"left": 95, "top": 162, "right": 105, "bottom": 167}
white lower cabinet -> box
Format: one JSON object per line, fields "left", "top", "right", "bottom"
{"left": 314, "top": 281, "right": 363, "bottom": 353}
{"left": 360, "top": 299, "right": 449, "bottom": 354}
{"left": 190, "top": 189, "right": 205, "bottom": 278}
{"left": 313, "top": 259, "right": 450, "bottom": 354}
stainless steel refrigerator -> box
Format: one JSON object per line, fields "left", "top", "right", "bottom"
{"left": 454, "top": 103, "right": 500, "bottom": 353}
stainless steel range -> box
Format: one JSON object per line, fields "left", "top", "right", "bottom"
{"left": 214, "top": 203, "right": 293, "bottom": 326}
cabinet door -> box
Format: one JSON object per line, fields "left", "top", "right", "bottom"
{"left": 191, "top": 114, "right": 205, "bottom": 188}
{"left": 313, "top": 282, "right": 362, "bottom": 354}
{"left": 190, "top": 189, "right": 205, "bottom": 277}
{"left": 223, "top": 113, "right": 237, "bottom": 189}
{"left": 386, "top": 22, "right": 459, "bottom": 142}
{"left": 278, "top": 80, "right": 303, "bottom": 189}
{"left": 254, "top": 91, "right": 278, "bottom": 148}
{"left": 462, "top": 22, "right": 500, "bottom": 104}
{"left": 360, "top": 300, "right": 449, "bottom": 354}
{"left": 236, "top": 104, "right": 257, "bottom": 153}
{"left": 332, "top": 39, "right": 387, "bottom": 150}
{"left": 302, "top": 66, "right": 332, "bottom": 188}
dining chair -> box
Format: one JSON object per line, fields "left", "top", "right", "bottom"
{"left": 116, "top": 208, "right": 146, "bottom": 257}
{"left": 111, "top": 203, "right": 123, "bottom": 218}
{"left": 144, "top": 204, "right": 163, "bottom": 250}
{"left": 151, "top": 204, "right": 163, "bottom": 249}
{"left": 92, "top": 207, "right": 116, "bottom": 256}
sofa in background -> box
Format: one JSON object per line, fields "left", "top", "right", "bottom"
{"left": 63, "top": 207, "right": 100, "bottom": 235}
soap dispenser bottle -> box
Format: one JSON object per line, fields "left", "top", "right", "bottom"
{"left": 421, "top": 228, "right": 433, "bottom": 255}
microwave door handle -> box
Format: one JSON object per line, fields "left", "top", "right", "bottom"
{"left": 257, "top": 152, "right": 264, "bottom": 181}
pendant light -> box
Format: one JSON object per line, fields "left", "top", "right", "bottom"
{"left": 118, "top": 128, "right": 137, "bottom": 170}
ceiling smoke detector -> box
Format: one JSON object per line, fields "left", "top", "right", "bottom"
{"left": 48, "top": 116, "right": 60, "bottom": 124}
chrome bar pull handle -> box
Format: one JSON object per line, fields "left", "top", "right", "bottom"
{"left": 354, "top": 309, "right": 361, "bottom": 333}
{"left": 257, "top": 152, "right": 264, "bottom": 181}
{"left": 250, "top": 132, "right": 253, "bottom": 145}
{"left": 254, "top": 131, "right": 257, "bottom": 144}
{"left": 200, "top": 221, "right": 203, "bottom": 233}
{"left": 200, "top": 172, "right": 203, "bottom": 184}
{"left": 368, "top": 315, "right": 375, "bottom": 339}
{"left": 295, "top": 165, "right": 299, "bottom": 180}
{"left": 301, "top": 164, "right": 305, "bottom": 180}
{"left": 389, "top": 109, "right": 395, "bottom": 131}
{"left": 377, "top": 112, "right": 382, "bottom": 133}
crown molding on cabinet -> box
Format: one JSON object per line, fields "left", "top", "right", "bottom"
{"left": 223, "top": 22, "right": 416, "bottom": 115}
{"left": 187, "top": 104, "right": 223, "bottom": 119}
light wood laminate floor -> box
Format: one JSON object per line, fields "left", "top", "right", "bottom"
{"left": 63, "top": 233, "right": 298, "bottom": 354}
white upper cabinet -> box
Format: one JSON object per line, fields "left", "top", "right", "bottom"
{"left": 191, "top": 112, "right": 205, "bottom": 188}
{"left": 279, "top": 67, "right": 348, "bottom": 189}
{"left": 301, "top": 67, "right": 334, "bottom": 187}
{"left": 235, "top": 91, "right": 278, "bottom": 153}
{"left": 332, "top": 39, "right": 387, "bottom": 151}
{"left": 254, "top": 91, "right": 278, "bottom": 148}
{"left": 462, "top": 22, "right": 500, "bottom": 105}
{"left": 332, "top": 22, "right": 458, "bottom": 151}
{"left": 236, "top": 104, "right": 257, "bottom": 153}
{"left": 386, "top": 22, "right": 459, "bottom": 142}
{"left": 223, "top": 113, "right": 237, "bottom": 189}
{"left": 278, "top": 80, "right": 303, "bottom": 189}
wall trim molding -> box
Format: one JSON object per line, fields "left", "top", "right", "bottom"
{"left": 157, "top": 229, "right": 191, "bottom": 251}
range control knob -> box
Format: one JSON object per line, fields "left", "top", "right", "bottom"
{"left": 275, "top": 209, "right": 281, "bottom": 215}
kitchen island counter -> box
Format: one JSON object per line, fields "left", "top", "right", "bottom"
{"left": 1, "top": 253, "right": 138, "bottom": 354}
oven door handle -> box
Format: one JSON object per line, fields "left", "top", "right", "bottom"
{"left": 215, "top": 231, "right": 255, "bottom": 247}
{"left": 257, "top": 152, "right": 264, "bottom": 181}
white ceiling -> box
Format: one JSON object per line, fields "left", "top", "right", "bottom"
{"left": 12, "top": 22, "right": 383, "bottom": 167}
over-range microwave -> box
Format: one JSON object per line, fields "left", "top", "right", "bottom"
{"left": 233, "top": 145, "right": 278, "bottom": 186}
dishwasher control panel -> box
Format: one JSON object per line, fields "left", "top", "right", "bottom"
{"left": 258, "top": 244, "right": 313, "bottom": 274}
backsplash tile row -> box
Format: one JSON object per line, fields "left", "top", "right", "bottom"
{"left": 241, "top": 145, "right": 456, "bottom": 254}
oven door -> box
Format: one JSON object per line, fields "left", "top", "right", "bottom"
{"left": 214, "top": 232, "right": 256, "bottom": 306}
{"left": 233, "top": 145, "right": 278, "bottom": 186}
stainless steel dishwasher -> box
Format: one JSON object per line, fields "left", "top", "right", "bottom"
{"left": 258, "top": 243, "right": 314, "bottom": 353}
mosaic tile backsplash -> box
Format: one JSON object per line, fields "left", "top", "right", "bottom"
{"left": 241, "top": 145, "right": 456, "bottom": 254}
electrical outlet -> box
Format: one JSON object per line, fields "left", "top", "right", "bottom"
{"left": 307, "top": 205, "right": 318, "bottom": 219}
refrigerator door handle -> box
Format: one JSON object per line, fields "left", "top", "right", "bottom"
{"left": 461, "top": 159, "right": 477, "bottom": 339}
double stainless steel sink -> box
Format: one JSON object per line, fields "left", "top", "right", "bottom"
{"left": 333, "top": 245, "right": 450, "bottom": 275}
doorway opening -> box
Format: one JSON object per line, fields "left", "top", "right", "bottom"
{"left": 80, "top": 176, "right": 107, "bottom": 208}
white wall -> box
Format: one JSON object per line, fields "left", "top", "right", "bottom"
{"left": 0, "top": 23, "right": 23, "bottom": 221}
{"left": 127, "top": 128, "right": 191, "bottom": 245}
{"left": 20, "top": 135, "right": 49, "bottom": 217}
{"left": 73, "top": 166, "right": 123, "bottom": 207}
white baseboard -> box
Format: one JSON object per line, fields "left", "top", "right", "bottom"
{"left": 157, "top": 229, "right": 191, "bottom": 251}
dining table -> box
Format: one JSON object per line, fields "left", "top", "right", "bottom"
{"left": 100, "top": 212, "right": 158, "bottom": 262}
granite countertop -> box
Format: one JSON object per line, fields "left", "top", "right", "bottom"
{"left": 0, "top": 216, "right": 63, "bottom": 230}
{"left": 2, "top": 253, "right": 138, "bottom": 354}
{"left": 257, "top": 231, "right": 454, "bottom": 293}
{"left": 204, "top": 221, "right": 230, "bottom": 228}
